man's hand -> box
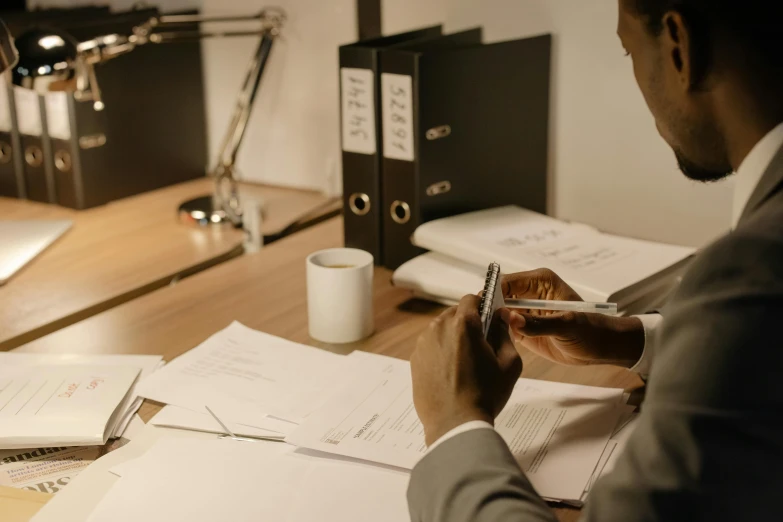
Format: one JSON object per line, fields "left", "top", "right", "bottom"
{"left": 501, "top": 269, "right": 645, "bottom": 367}
{"left": 411, "top": 295, "right": 522, "bottom": 446}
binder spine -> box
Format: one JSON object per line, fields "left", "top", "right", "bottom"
{"left": 45, "top": 91, "right": 82, "bottom": 209}
{"left": 0, "top": 75, "right": 22, "bottom": 198}
{"left": 14, "top": 87, "right": 52, "bottom": 203}
{"left": 380, "top": 53, "right": 423, "bottom": 269}
{"left": 340, "top": 47, "right": 384, "bottom": 264}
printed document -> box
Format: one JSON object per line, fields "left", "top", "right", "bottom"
{"left": 135, "top": 322, "right": 349, "bottom": 426}
{"left": 0, "top": 365, "right": 140, "bottom": 449}
{"left": 287, "top": 353, "right": 623, "bottom": 501}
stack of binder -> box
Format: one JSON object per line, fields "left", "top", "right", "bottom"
{"left": 339, "top": 26, "right": 552, "bottom": 269}
{"left": 0, "top": 6, "right": 208, "bottom": 209}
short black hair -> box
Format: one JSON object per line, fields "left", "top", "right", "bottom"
{"left": 631, "top": 0, "right": 782, "bottom": 80}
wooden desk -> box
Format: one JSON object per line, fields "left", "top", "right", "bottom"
{"left": 15, "top": 217, "right": 641, "bottom": 522}
{"left": 0, "top": 178, "right": 334, "bottom": 351}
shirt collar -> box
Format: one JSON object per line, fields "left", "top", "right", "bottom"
{"left": 732, "top": 122, "right": 783, "bottom": 228}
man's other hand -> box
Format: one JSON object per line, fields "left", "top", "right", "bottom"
{"left": 502, "top": 269, "right": 644, "bottom": 367}
{"left": 411, "top": 295, "right": 522, "bottom": 446}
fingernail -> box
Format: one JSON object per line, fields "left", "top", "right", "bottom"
{"left": 511, "top": 312, "right": 525, "bottom": 328}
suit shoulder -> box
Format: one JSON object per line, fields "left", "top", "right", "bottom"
{"left": 678, "top": 202, "right": 783, "bottom": 298}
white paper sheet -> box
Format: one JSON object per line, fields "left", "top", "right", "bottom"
{"left": 0, "top": 364, "right": 140, "bottom": 449}
{"left": 135, "top": 322, "right": 348, "bottom": 426}
{"left": 149, "top": 405, "right": 294, "bottom": 439}
{"left": 30, "top": 423, "right": 218, "bottom": 522}
{"left": 87, "top": 437, "right": 410, "bottom": 522}
{"left": 287, "top": 353, "right": 623, "bottom": 501}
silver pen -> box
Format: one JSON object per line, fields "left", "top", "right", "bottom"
{"left": 504, "top": 298, "right": 618, "bottom": 316}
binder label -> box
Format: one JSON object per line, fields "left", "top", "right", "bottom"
{"left": 341, "top": 68, "right": 376, "bottom": 155}
{"left": 45, "top": 92, "right": 72, "bottom": 141}
{"left": 14, "top": 87, "right": 43, "bottom": 137}
{"left": 381, "top": 73, "right": 414, "bottom": 162}
{"left": 0, "top": 83, "right": 11, "bottom": 133}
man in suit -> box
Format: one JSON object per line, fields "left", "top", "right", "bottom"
{"left": 408, "top": 1, "right": 783, "bottom": 520}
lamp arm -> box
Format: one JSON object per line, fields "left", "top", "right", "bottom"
{"left": 211, "top": 27, "right": 277, "bottom": 225}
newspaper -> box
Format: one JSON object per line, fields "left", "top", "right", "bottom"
{"left": 0, "top": 446, "right": 107, "bottom": 494}
{"left": 0, "top": 415, "right": 144, "bottom": 494}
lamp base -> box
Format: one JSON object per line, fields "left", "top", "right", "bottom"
{"left": 178, "top": 195, "right": 236, "bottom": 227}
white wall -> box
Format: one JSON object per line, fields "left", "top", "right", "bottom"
{"left": 444, "top": 0, "right": 733, "bottom": 247}
{"left": 199, "top": 0, "right": 355, "bottom": 194}
{"left": 26, "top": 0, "right": 733, "bottom": 247}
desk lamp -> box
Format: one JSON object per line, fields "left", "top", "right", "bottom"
{"left": 6, "top": 8, "right": 286, "bottom": 228}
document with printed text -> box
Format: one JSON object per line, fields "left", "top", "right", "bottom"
{"left": 287, "top": 353, "right": 624, "bottom": 502}
{"left": 135, "top": 322, "right": 350, "bottom": 427}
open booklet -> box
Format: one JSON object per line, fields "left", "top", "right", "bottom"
{"left": 287, "top": 352, "right": 626, "bottom": 504}
{"left": 411, "top": 206, "right": 694, "bottom": 307}
{"left": 0, "top": 364, "right": 140, "bottom": 449}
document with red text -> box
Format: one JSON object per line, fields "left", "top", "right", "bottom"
{"left": 0, "top": 365, "right": 140, "bottom": 449}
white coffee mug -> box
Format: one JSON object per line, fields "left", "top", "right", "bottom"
{"left": 306, "top": 248, "right": 374, "bottom": 344}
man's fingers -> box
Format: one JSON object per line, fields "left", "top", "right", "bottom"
{"left": 457, "top": 294, "right": 481, "bottom": 316}
{"left": 512, "top": 312, "right": 585, "bottom": 337}
{"left": 501, "top": 268, "right": 558, "bottom": 298}
{"left": 502, "top": 268, "right": 582, "bottom": 302}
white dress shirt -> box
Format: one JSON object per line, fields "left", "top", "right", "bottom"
{"left": 427, "top": 122, "right": 783, "bottom": 450}
{"left": 630, "top": 122, "right": 783, "bottom": 375}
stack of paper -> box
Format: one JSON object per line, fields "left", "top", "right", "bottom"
{"left": 0, "top": 416, "right": 145, "bottom": 495}
{"left": 135, "top": 322, "right": 355, "bottom": 439}
{"left": 396, "top": 206, "right": 694, "bottom": 315}
{"left": 28, "top": 324, "right": 641, "bottom": 519}
{"left": 287, "top": 351, "right": 627, "bottom": 504}
{"left": 0, "top": 363, "right": 140, "bottom": 449}
{"left": 0, "top": 353, "right": 164, "bottom": 440}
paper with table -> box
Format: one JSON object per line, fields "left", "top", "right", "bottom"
{"left": 287, "top": 352, "right": 625, "bottom": 503}
{"left": 135, "top": 322, "right": 350, "bottom": 430}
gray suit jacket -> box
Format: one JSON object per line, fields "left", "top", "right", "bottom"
{"left": 408, "top": 144, "right": 783, "bottom": 522}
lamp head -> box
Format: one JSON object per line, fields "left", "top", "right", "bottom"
{"left": 11, "top": 27, "right": 80, "bottom": 94}
{"left": 0, "top": 20, "right": 19, "bottom": 74}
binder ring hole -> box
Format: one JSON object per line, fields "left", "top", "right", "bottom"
{"left": 0, "top": 142, "right": 11, "bottom": 164}
{"left": 391, "top": 200, "right": 411, "bottom": 225}
{"left": 54, "top": 150, "right": 72, "bottom": 172}
{"left": 426, "top": 125, "right": 451, "bottom": 141}
{"left": 349, "top": 193, "right": 371, "bottom": 216}
{"left": 25, "top": 146, "right": 43, "bottom": 167}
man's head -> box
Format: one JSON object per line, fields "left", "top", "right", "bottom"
{"left": 618, "top": 0, "right": 782, "bottom": 181}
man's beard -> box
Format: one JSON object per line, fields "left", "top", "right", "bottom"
{"left": 675, "top": 150, "right": 733, "bottom": 183}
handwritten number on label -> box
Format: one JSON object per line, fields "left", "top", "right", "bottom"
{"left": 341, "top": 68, "right": 376, "bottom": 155}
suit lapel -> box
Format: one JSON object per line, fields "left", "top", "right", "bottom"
{"left": 738, "top": 143, "right": 783, "bottom": 225}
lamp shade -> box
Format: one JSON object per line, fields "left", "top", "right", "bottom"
{"left": 11, "top": 27, "right": 80, "bottom": 94}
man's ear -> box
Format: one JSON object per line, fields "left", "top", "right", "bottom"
{"left": 662, "top": 11, "right": 694, "bottom": 90}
